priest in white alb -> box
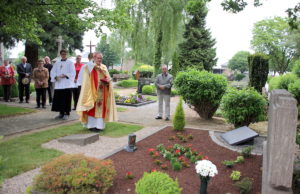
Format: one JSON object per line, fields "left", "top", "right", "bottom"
{"left": 76, "top": 52, "right": 117, "bottom": 132}
{"left": 50, "top": 49, "right": 76, "bottom": 120}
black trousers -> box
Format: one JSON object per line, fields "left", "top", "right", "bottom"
{"left": 72, "top": 86, "right": 81, "bottom": 109}
{"left": 2, "top": 85, "right": 12, "bottom": 101}
{"left": 51, "top": 88, "right": 72, "bottom": 115}
{"left": 46, "top": 82, "right": 53, "bottom": 103}
{"left": 18, "top": 82, "right": 30, "bottom": 102}
{"left": 35, "top": 88, "right": 46, "bottom": 107}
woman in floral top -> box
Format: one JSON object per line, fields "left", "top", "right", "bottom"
{"left": 0, "top": 60, "right": 15, "bottom": 102}
{"left": 32, "top": 59, "right": 49, "bottom": 108}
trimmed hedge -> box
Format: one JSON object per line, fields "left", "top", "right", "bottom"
{"left": 269, "top": 74, "right": 297, "bottom": 91}
{"left": 174, "top": 69, "right": 228, "bottom": 119}
{"left": 248, "top": 53, "right": 269, "bottom": 93}
{"left": 117, "top": 79, "right": 138, "bottom": 88}
{"left": 221, "top": 87, "right": 267, "bottom": 127}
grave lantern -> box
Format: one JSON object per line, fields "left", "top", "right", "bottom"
{"left": 124, "top": 134, "right": 137, "bottom": 152}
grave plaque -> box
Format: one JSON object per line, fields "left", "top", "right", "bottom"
{"left": 221, "top": 126, "right": 259, "bottom": 145}
{"left": 58, "top": 133, "right": 99, "bottom": 146}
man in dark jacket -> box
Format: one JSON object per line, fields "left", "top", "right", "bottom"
{"left": 17, "top": 56, "right": 32, "bottom": 103}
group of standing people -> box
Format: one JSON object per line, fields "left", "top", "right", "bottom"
{"left": 1, "top": 50, "right": 173, "bottom": 132}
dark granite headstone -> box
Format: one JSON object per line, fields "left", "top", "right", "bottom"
{"left": 124, "top": 134, "right": 137, "bottom": 152}
{"left": 221, "top": 126, "right": 259, "bottom": 145}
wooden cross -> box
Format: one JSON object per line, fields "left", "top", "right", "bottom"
{"left": 56, "top": 35, "right": 64, "bottom": 57}
{"left": 86, "top": 41, "right": 96, "bottom": 53}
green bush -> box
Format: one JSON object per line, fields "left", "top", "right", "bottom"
{"left": 222, "top": 160, "right": 235, "bottom": 168}
{"left": 174, "top": 69, "right": 228, "bottom": 119}
{"left": 135, "top": 172, "right": 182, "bottom": 194}
{"left": 292, "top": 59, "right": 300, "bottom": 78}
{"left": 288, "top": 80, "right": 300, "bottom": 104}
{"left": 173, "top": 97, "right": 185, "bottom": 131}
{"left": 137, "top": 64, "right": 154, "bottom": 78}
{"left": 234, "top": 73, "right": 246, "bottom": 81}
{"left": 235, "top": 156, "right": 245, "bottom": 163}
{"left": 234, "top": 177, "right": 253, "bottom": 194}
{"left": 241, "top": 146, "right": 253, "bottom": 158}
{"left": 268, "top": 76, "right": 281, "bottom": 91}
{"left": 221, "top": 87, "right": 267, "bottom": 127}
{"left": 109, "top": 69, "right": 120, "bottom": 76}
{"left": 230, "top": 170, "right": 241, "bottom": 181}
{"left": 117, "top": 79, "right": 138, "bottom": 88}
{"left": 32, "top": 154, "right": 116, "bottom": 194}
{"left": 248, "top": 53, "right": 269, "bottom": 93}
{"left": 277, "top": 73, "right": 297, "bottom": 90}
{"left": 171, "top": 89, "right": 178, "bottom": 96}
{"left": 142, "top": 85, "right": 155, "bottom": 95}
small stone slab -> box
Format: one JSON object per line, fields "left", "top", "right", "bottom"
{"left": 116, "top": 100, "right": 156, "bottom": 107}
{"left": 221, "top": 126, "right": 259, "bottom": 145}
{"left": 58, "top": 133, "right": 99, "bottom": 146}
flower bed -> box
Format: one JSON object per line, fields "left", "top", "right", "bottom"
{"left": 106, "top": 127, "right": 262, "bottom": 193}
{"left": 115, "top": 93, "right": 156, "bottom": 107}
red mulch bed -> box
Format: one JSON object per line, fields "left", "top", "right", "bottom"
{"left": 107, "top": 127, "right": 262, "bottom": 194}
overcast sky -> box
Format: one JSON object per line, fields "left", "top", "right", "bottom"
{"left": 9, "top": 0, "right": 298, "bottom": 65}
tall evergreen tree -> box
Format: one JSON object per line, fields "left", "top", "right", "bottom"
{"left": 178, "top": 0, "right": 217, "bottom": 71}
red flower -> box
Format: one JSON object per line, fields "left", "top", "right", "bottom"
{"left": 204, "top": 156, "right": 209, "bottom": 160}
{"left": 151, "top": 169, "right": 157, "bottom": 172}
{"left": 175, "top": 149, "right": 181, "bottom": 153}
{"left": 126, "top": 172, "right": 132, "bottom": 176}
{"left": 148, "top": 148, "right": 155, "bottom": 152}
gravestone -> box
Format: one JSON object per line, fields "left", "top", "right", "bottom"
{"left": 262, "top": 89, "right": 297, "bottom": 194}
{"left": 58, "top": 133, "right": 99, "bottom": 146}
{"left": 221, "top": 126, "right": 258, "bottom": 145}
{"left": 137, "top": 78, "right": 154, "bottom": 93}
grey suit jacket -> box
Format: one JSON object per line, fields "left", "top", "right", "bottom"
{"left": 155, "top": 73, "right": 173, "bottom": 95}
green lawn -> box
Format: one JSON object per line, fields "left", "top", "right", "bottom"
{"left": 0, "top": 122, "right": 143, "bottom": 184}
{"left": 117, "top": 107, "right": 128, "bottom": 112}
{"left": 145, "top": 95, "right": 158, "bottom": 101}
{"left": 0, "top": 104, "right": 35, "bottom": 117}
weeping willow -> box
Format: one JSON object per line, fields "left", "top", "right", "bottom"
{"left": 122, "top": 0, "right": 188, "bottom": 73}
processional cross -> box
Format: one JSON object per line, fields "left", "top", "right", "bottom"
{"left": 56, "top": 35, "right": 64, "bottom": 57}
{"left": 86, "top": 41, "right": 96, "bottom": 53}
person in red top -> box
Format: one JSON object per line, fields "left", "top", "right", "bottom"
{"left": 72, "top": 55, "right": 84, "bottom": 110}
{"left": 0, "top": 60, "right": 16, "bottom": 102}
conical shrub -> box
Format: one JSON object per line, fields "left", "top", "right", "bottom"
{"left": 173, "top": 97, "right": 185, "bottom": 131}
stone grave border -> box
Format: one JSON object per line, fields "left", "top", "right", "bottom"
{"left": 116, "top": 100, "right": 156, "bottom": 107}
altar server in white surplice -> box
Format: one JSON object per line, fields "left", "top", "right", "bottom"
{"left": 50, "top": 49, "right": 76, "bottom": 120}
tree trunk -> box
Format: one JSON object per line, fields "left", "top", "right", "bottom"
{"left": 25, "top": 42, "right": 38, "bottom": 68}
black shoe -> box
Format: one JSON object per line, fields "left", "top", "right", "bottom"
{"left": 89, "top": 128, "right": 97, "bottom": 132}
{"left": 42, "top": 106, "right": 46, "bottom": 109}
{"left": 55, "top": 114, "right": 64, "bottom": 119}
{"left": 155, "top": 116, "right": 162, "bottom": 120}
{"left": 35, "top": 106, "right": 40, "bottom": 108}
{"left": 165, "top": 117, "right": 170, "bottom": 121}
{"left": 19, "top": 101, "right": 23, "bottom": 103}
{"left": 72, "top": 108, "right": 76, "bottom": 110}
{"left": 26, "top": 100, "right": 29, "bottom": 103}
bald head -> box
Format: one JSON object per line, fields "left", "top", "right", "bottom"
{"left": 94, "top": 52, "right": 103, "bottom": 65}
{"left": 21, "top": 56, "right": 27, "bottom": 64}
